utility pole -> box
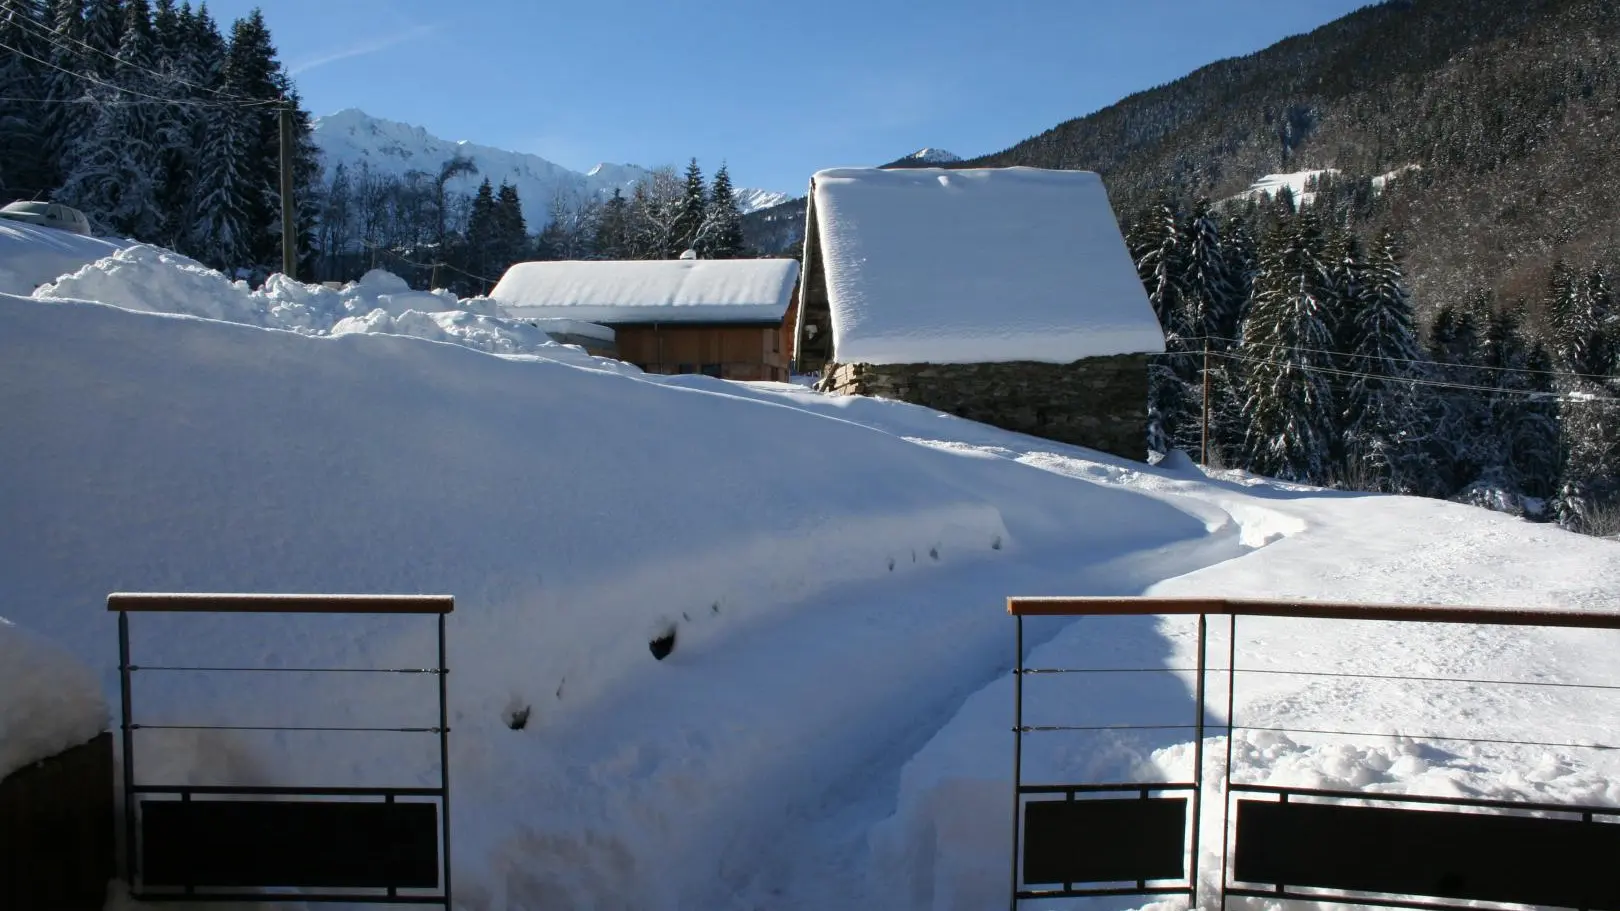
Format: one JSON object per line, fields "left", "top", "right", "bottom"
{"left": 1201, "top": 344, "right": 1212, "bottom": 466}
{"left": 278, "top": 101, "right": 297, "bottom": 280}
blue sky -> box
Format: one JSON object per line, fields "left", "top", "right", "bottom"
{"left": 204, "top": 0, "right": 1371, "bottom": 195}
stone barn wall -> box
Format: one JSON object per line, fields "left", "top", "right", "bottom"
{"left": 819, "top": 354, "right": 1151, "bottom": 460}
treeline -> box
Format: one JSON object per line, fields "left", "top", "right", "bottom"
{"left": 0, "top": 0, "right": 320, "bottom": 278}
{"left": 309, "top": 156, "right": 755, "bottom": 296}
{"left": 1129, "top": 194, "right": 1620, "bottom": 536}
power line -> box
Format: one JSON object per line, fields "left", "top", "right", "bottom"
{"left": 1209, "top": 349, "right": 1620, "bottom": 404}
{"left": 0, "top": 36, "right": 278, "bottom": 110}
{"left": 1206, "top": 333, "right": 1615, "bottom": 387}
{"left": 11, "top": 11, "right": 267, "bottom": 105}
{"left": 0, "top": 93, "right": 265, "bottom": 108}
{"left": 358, "top": 239, "right": 503, "bottom": 288}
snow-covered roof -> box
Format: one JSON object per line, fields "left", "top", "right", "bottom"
{"left": 490, "top": 259, "right": 800, "bottom": 325}
{"left": 808, "top": 167, "right": 1164, "bottom": 365}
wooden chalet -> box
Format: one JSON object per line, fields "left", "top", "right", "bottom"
{"left": 493, "top": 257, "right": 800, "bottom": 381}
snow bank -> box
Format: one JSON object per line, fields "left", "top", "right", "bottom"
{"left": 492, "top": 258, "right": 800, "bottom": 324}
{"left": 33, "top": 248, "right": 614, "bottom": 363}
{"left": 330, "top": 307, "right": 566, "bottom": 356}
{"left": 0, "top": 291, "right": 1220, "bottom": 910}
{"left": 0, "top": 219, "right": 133, "bottom": 295}
{"left": 0, "top": 615, "right": 108, "bottom": 781}
{"left": 810, "top": 167, "right": 1165, "bottom": 365}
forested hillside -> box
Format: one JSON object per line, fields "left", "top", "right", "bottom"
{"left": 965, "top": 0, "right": 1619, "bottom": 319}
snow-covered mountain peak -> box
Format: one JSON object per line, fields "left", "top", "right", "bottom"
{"left": 902, "top": 148, "right": 962, "bottom": 164}
{"left": 310, "top": 109, "right": 789, "bottom": 229}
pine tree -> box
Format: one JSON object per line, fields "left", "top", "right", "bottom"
{"left": 39, "top": 0, "right": 90, "bottom": 187}
{"left": 670, "top": 157, "right": 705, "bottom": 257}
{"left": 56, "top": 0, "right": 166, "bottom": 238}
{"left": 215, "top": 10, "right": 294, "bottom": 273}
{"left": 0, "top": 0, "right": 51, "bottom": 196}
{"left": 492, "top": 181, "right": 527, "bottom": 272}
{"left": 462, "top": 177, "right": 498, "bottom": 278}
{"left": 81, "top": 0, "right": 123, "bottom": 78}
{"left": 704, "top": 163, "right": 745, "bottom": 259}
{"left": 1127, "top": 196, "right": 1195, "bottom": 453}
{"left": 1181, "top": 198, "right": 1236, "bottom": 344}
{"left": 1424, "top": 291, "right": 1493, "bottom": 495}
{"left": 1553, "top": 392, "right": 1620, "bottom": 534}
{"left": 1241, "top": 215, "right": 1338, "bottom": 483}
{"left": 592, "top": 186, "right": 628, "bottom": 260}
{"left": 148, "top": 0, "right": 195, "bottom": 245}
{"left": 1338, "top": 229, "right": 1432, "bottom": 493}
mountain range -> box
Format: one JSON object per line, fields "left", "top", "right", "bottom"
{"left": 311, "top": 109, "right": 791, "bottom": 232}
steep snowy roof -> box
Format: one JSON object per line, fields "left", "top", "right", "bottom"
{"left": 491, "top": 259, "right": 800, "bottom": 324}
{"left": 809, "top": 167, "right": 1164, "bottom": 365}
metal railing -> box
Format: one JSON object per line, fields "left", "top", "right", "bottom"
{"left": 111, "top": 593, "right": 455, "bottom": 907}
{"left": 1007, "top": 596, "right": 1620, "bottom": 911}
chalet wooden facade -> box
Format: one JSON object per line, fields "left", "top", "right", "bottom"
{"left": 492, "top": 258, "right": 800, "bottom": 382}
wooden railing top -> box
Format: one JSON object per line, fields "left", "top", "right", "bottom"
{"left": 108, "top": 593, "right": 454, "bottom": 614}
{"left": 1007, "top": 596, "right": 1620, "bottom": 630}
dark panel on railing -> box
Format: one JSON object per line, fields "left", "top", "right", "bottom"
{"left": 0, "top": 733, "right": 114, "bottom": 911}
{"left": 1234, "top": 798, "right": 1620, "bottom": 910}
{"left": 141, "top": 799, "right": 440, "bottom": 889}
{"left": 1023, "top": 797, "right": 1187, "bottom": 886}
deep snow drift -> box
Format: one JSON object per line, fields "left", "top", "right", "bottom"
{"left": 30, "top": 244, "right": 626, "bottom": 366}
{"left": 0, "top": 219, "right": 132, "bottom": 295}
{"left": 3, "top": 255, "right": 1618, "bottom": 910}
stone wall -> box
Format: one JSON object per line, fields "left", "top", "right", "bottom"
{"left": 819, "top": 354, "right": 1151, "bottom": 460}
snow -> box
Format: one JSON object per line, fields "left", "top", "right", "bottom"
{"left": 0, "top": 615, "right": 108, "bottom": 781}
{"left": 491, "top": 257, "right": 800, "bottom": 324}
{"left": 1233, "top": 164, "right": 1420, "bottom": 206}
{"left": 1373, "top": 163, "right": 1423, "bottom": 190}
{"left": 1237, "top": 168, "right": 1341, "bottom": 206}
{"left": 313, "top": 108, "right": 789, "bottom": 231}
{"left": 5, "top": 244, "right": 1620, "bottom": 909}
{"left": 0, "top": 219, "right": 132, "bottom": 295}
{"left": 810, "top": 167, "right": 1165, "bottom": 365}
{"left": 31, "top": 245, "right": 625, "bottom": 367}
{"left": 894, "top": 148, "right": 963, "bottom": 165}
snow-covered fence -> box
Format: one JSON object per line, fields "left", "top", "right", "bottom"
{"left": 1006, "top": 596, "right": 1620, "bottom": 911}
{"left": 0, "top": 732, "right": 115, "bottom": 911}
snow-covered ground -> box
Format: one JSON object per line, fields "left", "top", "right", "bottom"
{"left": 1231, "top": 164, "right": 1421, "bottom": 208}
{"left": 0, "top": 615, "right": 108, "bottom": 780}
{"left": 2, "top": 244, "right": 1617, "bottom": 910}
{"left": 0, "top": 219, "right": 133, "bottom": 295}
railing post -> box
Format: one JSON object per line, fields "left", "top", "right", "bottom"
{"left": 1010, "top": 613, "right": 1024, "bottom": 911}
{"left": 1189, "top": 613, "right": 1208, "bottom": 909}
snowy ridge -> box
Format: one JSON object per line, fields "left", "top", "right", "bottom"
{"left": 312, "top": 109, "right": 790, "bottom": 230}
